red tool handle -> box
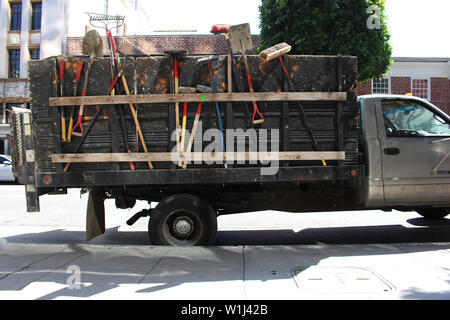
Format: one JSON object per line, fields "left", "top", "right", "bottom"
{"left": 246, "top": 74, "right": 264, "bottom": 125}
{"left": 127, "top": 149, "right": 135, "bottom": 170}
{"left": 252, "top": 102, "right": 264, "bottom": 125}
{"left": 107, "top": 74, "right": 121, "bottom": 94}
{"left": 183, "top": 102, "right": 188, "bottom": 117}
{"left": 106, "top": 29, "right": 117, "bottom": 53}
{"left": 59, "top": 61, "right": 65, "bottom": 81}
{"left": 76, "top": 61, "right": 84, "bottom": 81}
{"left": 246, "top": 73, "right": 255, "bottom": 91}
{"left": 278, "top": 56, "right": 289, "bottom": 78}
{"left": 174, "top": 60, "right": 179, "bottom": 79}
{"left": 81, "top": 85, "right": 88, "bottom": 97}
{"left": 71, "top": 91, "right": 86, "bottom": 136}
{"left": 196, "top": 102, "right": 203, "bottom": 116}
{"left": 72, "top": 116, "right": 84, "bottom": 136}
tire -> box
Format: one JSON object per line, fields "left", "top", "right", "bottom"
{"left": 148, "top": 194, "right": 217, "bottom": 246}
{"left": 416, "top": 207, "right": 449, "bottom": 220}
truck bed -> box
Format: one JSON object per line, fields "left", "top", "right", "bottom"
{"left": 12, "top": 54, "right": 363, "bottom": 212}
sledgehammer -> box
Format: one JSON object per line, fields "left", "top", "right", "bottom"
{"left": 259, "top": 42, "right": 326, "bottom": 166}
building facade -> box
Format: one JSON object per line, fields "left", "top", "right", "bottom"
{"left": 0, "top": 0, "right": 142, "bottom": 154}
{"left": 1, "top": 0, "right": 449, "bottom": 155}
{"left": 0, "top": 0, "right": 70, "bottom": 154}
{"left": 356, "top": 57, "right": 450, "bottom": 115}
{"left": 67, "top": 36, "right": 450, "bottom": 116}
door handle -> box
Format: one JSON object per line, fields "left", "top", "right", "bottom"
{"left": 384, "top": 148, "right": 400, "bottom": 155}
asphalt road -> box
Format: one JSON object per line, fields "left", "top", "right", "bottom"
{"left": 0, "top": 183, "right": 449, "bottom": 300}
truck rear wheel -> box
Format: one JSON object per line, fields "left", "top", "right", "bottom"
{"left": 416, "top": 208, "right": 449, "bottom": 220}
{"left": 148, "top": 194, "right": 217, "bottom": 246}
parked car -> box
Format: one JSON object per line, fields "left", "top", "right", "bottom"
{"left": 0, "top": 155, "right": 15, "bottom": 182}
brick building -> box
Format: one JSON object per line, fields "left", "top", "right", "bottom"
{"left": 67, "top": 37, "right": 450, "bottom": 116}
{"left": 1, "top": 1, "right": 449, "bottom": 155}
{"left": 66, "top": 34, "right": 261, "bottom": 56}
{"left": 356, "top": 57, "right": 450, "bottom": 115}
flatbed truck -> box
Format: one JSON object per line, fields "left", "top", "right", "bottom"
{"left": 10, "top": 53, "right": 450, "bottom": 245}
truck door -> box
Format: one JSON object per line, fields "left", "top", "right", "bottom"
{"left": 378, "top": 98, "right": 450, "bottom": 205}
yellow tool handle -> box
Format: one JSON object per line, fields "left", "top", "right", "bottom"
{"left": 178, "top": 112, "right": 187, "bottom": 167}
{"left": 67, "top": 118, "right": 74, "bottom": 142}
{"left": 61, "top": 115, "right": 66, "bottom": 142}
{"left": 120, "top": 73, "right": 154, "bottom": 170}
{"left": 174, "top": 76, "right": 181, "bottom": 153}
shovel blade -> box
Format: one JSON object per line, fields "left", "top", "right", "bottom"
{"left": 228, "top": 23, "right": 253, "bottom": 54}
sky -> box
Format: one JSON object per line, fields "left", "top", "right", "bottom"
{"left": 139, "top": 0, "right": 261, "bottom": 34}
{"left": 139, "top": 0, "right": 450, "bottom": 58}
{"left": 384, "top": 0, "right": 450, "bottom": 57}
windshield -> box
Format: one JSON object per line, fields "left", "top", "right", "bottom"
{"left": 382, "top": 100, "right": 450, "bottom": 137}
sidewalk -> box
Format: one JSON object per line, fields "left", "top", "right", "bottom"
{"left": 0, "top": 241, "right": 449, "bottom": 300}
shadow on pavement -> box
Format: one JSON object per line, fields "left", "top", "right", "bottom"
{"left": 1, "top": 240, "right": 449, "bottom": 300}
{"left": 1, "top": 218, "right": 450, "bottom": 300}
{"left": 4, "top": 217, "right": 450, "bottom": 246}
{"left": 219, "top": 217, "right": 450, "bottom": 245}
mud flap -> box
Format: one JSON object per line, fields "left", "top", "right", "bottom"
{"left": 86, "top": 189, "right": 105, "bottom": 241}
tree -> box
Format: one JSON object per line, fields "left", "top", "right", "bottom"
{"left": 259, "top": 0, "right": 392, "bottom": 82}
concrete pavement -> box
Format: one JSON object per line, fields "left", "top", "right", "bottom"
{"left": 0, "top": 241, "right": 449, "bottom": 300}
{"left": 1, "top": 184, "right": 450, "bottom": 300}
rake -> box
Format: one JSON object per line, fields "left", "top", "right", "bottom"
{"left": 85, "top": 12, "right": 154, "bottom": 170}
{"left": 86, "top": 12, "right": 125, "bottom": 32}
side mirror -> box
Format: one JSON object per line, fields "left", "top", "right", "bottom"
{"left": 3, "top": 161, "right": 12, "bottom": 165}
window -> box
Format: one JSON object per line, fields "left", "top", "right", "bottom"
{"left": 31, "top": 2, "right": 42, "bottom": 31}
{"left": 8, "top": 49, "right": 20, "bottom": 78}
{"left": 4, "top": 104, "right": 22, "bottom": 124}
{"left": 0, "top": 156, "right": 10, "bottom": 164}
{"left": 30, "top": 49, "right": 40, "bottom": 60}
{"left": 411, "top": 79, "right": 429, "bottom": 100}
{"left": 382, "top": 100, "right": 450, "bottom": 137}
{"left": 10, "top": 2, "right": 22, "bottom": 31}
{"left": 372, "top": 78, "right": 390, "bottom": 94}
{"left": 1, "top": 104, "right": 6, "bottom": 124}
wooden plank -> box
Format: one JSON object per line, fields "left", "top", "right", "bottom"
{"left": 49, "top": 92, "right": 348, "bottom": 107}
{"left": 0, "top": 97, "right": 31, "bottom": 104}
{"left": 51, "top": 151, "right": 346, "bottom": 163}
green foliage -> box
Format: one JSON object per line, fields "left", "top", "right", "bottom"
{"left": 259, "top": 0, "right": 392, "bottom": 82}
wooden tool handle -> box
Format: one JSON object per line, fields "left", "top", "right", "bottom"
{"left": 182, "top": 103, "right": 203, "bottom": 169}
{"left": 120, "top": 73, "right": 154, "bottom": 170}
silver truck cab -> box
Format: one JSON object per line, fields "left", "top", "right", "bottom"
{"left": 359, "top": 94, "right": 450, "bottom": 218}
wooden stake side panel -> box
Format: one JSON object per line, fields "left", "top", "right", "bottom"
{"left": 48, "top": 92, "right": 348, "bottom": 107}
{"left": 51, "top": 151, "right": 346, "bottom": 163}
{"left": 28, "top": 54, "right": 360, "bottom": 176}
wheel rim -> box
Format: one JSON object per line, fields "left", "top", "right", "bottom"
{"left": 162, "top": 209, "right": 203, "bottom": 245}
{"left": 173, "top": 216, "right": 194, "bottom": 238}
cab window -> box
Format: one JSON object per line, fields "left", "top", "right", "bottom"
{"left": 382, "top": 100, "right": 450, "bottom": 137}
